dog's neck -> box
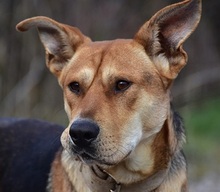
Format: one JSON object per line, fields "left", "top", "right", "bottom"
{"left": 58, "top": 149, "right": 169, "bottom": 192}
{"left": 102, "top": 119, "right": 172, "bottom": 191}
{"left": 104, "top": 134, "right": 163, "bottom": 182}
{"left": 48, "top": 115, "right": 174, "bottom": 192}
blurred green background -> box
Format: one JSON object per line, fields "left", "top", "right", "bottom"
{"left": 182, "top": 98, "right": 220, "bottom": 185}
{"left": 0, "top": 0, "right": 220, "bottom": 190}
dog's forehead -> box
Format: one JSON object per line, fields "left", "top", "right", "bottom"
{"left": 61, "top": 39, "right": 155, "bottom": 85}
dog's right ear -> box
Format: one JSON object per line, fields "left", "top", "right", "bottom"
{"left": 16, "top": 16, "right": 91, "bottom": 77}
{"left": 134, "top": 0, "right": 201, "bottom": 84}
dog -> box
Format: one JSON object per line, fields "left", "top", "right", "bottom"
{"left": 0, "top": 0, "right": 201, "bottom": 191}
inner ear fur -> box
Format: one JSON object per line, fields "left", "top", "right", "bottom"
{"left": 16, "top": 16, "right": 91, "bottom": 77}
{"left": 134, "top": 0, "right": 202, "bottom": 82}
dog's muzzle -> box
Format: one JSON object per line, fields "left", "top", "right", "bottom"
{"left": 69, "top": 119, "right": 100, "bottom": 158}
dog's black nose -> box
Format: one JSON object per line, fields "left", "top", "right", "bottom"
{"left": 69, "top": 119, "right": 99, "bottom": 148}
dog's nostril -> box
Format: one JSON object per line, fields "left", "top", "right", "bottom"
{"left": 69, "top": 119, "right": 100, "bottom": 148}
{"left": 84, "top": 132, "right": 94, "bottom": 141}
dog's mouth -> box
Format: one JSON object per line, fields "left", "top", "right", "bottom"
{"left": 69, "top": 145, "right": 115, "bottom": 166}
{"left": 71, "top": 146, "right": 132, "bottom": 168}
{"left": 67, "top": 141, "right": 132, "bottom": 167}
{"left": 77, "top": 152, "right": 96, "bottom": 164}
{"left": 78, "top": 151, "right": 117, "bottom": 166}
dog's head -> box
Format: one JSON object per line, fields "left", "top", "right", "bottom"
{"left": 17, "top": 0, "right": 201, "bottom": 183}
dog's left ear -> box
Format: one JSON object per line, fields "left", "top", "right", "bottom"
{"left": 16, "top": 16, "right": 91, "bottom": 77}
{"left": 134, "top": 0, "right": 202, "bottom": 82}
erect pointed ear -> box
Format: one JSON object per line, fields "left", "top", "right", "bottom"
{"left": 16, "top": 16, "right": 91, "bottom": 77}
{"left": 134, "top": 0, "right": 202, "bottom": 83}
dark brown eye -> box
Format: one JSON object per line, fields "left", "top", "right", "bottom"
{"left": 115, "top": 80, "right": 131, "bottom": 93}
{"left": 68, "top": 82, "right": 80, "bottom": 94}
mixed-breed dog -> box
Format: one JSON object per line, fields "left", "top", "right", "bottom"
{"left": 0, "top": 0, "right": 202, "bottom": 191}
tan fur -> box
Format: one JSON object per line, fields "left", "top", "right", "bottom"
{"left": 16, "top": 0, "right": 202, "bottom": 191}
{"left": 47, "top": 150, "right": 77, "bottom": 192}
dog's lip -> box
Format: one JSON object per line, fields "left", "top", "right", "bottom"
{"left": 124, "top": 150, "right": 132, "bottom": 159}
{"left": 77, "top": 153, "right": 95, "bottom": 164}
{"left": 75, "top": 150, "right": 132, "bottom": 167}
{"left": 70, "top": 148, "right": 115, "bottom": 166}
{"left": 70, "top": 147, "right": 101, "bottom": 165}
{"left": 69, "top": 142, "right": 132, "bottom": 166}
{"left": 77, "top": 152, "right": 116, "bottom": 166}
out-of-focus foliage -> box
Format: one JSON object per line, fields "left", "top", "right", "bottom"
{"left": 0, "top": 0, "right": 219, "bottom": 121}
{"left": 182, "top": 98, "right": 220, "bottom": 189}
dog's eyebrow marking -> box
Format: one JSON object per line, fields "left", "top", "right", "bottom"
{"left": 81, "top": 68, "right": 95, "bottom": 85}
{"left": 101, "top": 65, "right": 117, "bottom": 86}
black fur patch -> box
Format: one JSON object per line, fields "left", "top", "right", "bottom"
{"left": 0, "top": 118, "right": 63, "bottom": 192}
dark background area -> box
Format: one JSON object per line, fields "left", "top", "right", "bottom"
{"left": 0, "top": 0, "right": 220, "bottom": 190}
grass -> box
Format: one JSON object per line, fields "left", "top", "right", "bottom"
{"left": 179, "top": 97, "right": 220, "bottom": 180}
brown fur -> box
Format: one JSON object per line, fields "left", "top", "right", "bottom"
{"left": 16, "top": 0, "right": 201, "bottom": 191}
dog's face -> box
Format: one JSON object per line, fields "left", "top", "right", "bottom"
{"left": 59, "top": 39, "right": 170, "bottom": 165}
{"left": 17, "top": 0, "right": 201, "bottom": 181}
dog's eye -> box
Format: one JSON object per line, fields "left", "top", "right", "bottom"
{"left": 68, "top": 82, "right": 80, "bottom": 94}
{"left": 115, "top": 80, "right": 131, "bottom": 93}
